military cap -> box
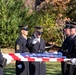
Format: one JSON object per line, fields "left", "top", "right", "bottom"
{"left": 34, "top": 26, "right": 43, "bottom": 33}
{"left": 70, "top": 22, "right": 76, "bottom": 28}
{"left": 64, "top": 21, "right": 70, "bottom": 29}
{"left": 18, "top": 24, "right": 28, "bottom": 31}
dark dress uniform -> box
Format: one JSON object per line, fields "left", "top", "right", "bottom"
{"left": 59, "top": 35, "right": 72, "bottom": 75}
{"left": 66, "top": 22, "right": 76, "bottom": 75}
{"left": 67, "top": 35, "right": 76, "bottom": 75}
{"left": 28, "top": 26, "right": 46, "bottom": 75}
{"left": 15, "top": 35, "right": 29, "bottom": 75}
{"left": 60, "top": 35, "right": 72, "bottom": 56}
{"left": 59, "top": 23, "right": 72, "bottom": 75}
{"left": 68, "top": 35, "right": 76, "bottom": 58}
{"left": 0, "top": 49, "right": 7, "bottom": 75}
{"left": 28, "top": 35, "right": 46, "bottom": 75}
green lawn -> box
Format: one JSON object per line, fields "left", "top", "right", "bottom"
{"left": 46, "top": 62, "right": 61, "bottom": 75}
{"left": 4, "top": 62, "right": 61, "bottom": 75}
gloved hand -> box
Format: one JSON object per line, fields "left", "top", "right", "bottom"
{"left": 71, "top": 58, "right": 76, "bottom": 65}
{"left": 3, "top": 54, "right": 12, "bottom": 64}
{"left": 17, "top": 64, "right": 22, "bottom": 69}
{"left": 32, "top": 38, "right": 38, "bottom": 44}
{"left": 53, "top": 51, "right": 58, "bottom": 54}
{"left": 6, "top": 58, "right": 12, "bottom": 64}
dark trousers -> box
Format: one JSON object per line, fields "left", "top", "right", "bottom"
{"left": 29, "top": 62, "right": 46, "bottom": 75}
{"left": 16, "top": 61, "right": 29, "bottom": 75}
{"left": 61, "top": 62, "right": 68, "bottom": 75}
{"left": 0, "top": 67, "right": 3, "bottom": 75}
{"left": 61, "top": 61, "right": 76, "bottom": 75}
{"left": 69, "top": 64, "right": 76, "bottom": 75}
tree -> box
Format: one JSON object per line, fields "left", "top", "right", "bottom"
{"left": 66, "top": 0, "right": 76, "bottom": 21}
{"left": 34, "top": 0, "right": 76, "bottom": 46}
{"left": 0, "top": 0, "right": 28, "bottom": 47}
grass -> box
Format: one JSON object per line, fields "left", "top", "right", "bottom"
{"left": 4, "top": 64, "right": 15, "bottom": 75}
{"left": 4, "top": 62, "right": 61, "bottom": 75}
{"left": 46, "top": 62, "right": 61, "bottom": 75}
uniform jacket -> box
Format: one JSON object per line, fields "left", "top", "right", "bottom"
{"left": 60, "top": 35, "right": 72, "bottom": 56}
{"left": 27, "top": 35, "right": 45, "bottom": 53}
{"left": 15, "top": 35, "right": 29, "bottom": 53}
{"left": 68, "top": 35, "right": 76, "bottom": 58}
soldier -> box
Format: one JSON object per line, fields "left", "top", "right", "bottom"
{"left": 15, "top": 24, "right": 29, "bottom": 75}
{"left": 0, "top": 47, "right": 7, "bottom": 75}
{"left": 27, "top": 26, "right": 46, "bottom": 75}
{"left": 59, "top": 21, "right": 72, "bottom": 75}
{"left": 60, "top": 22, "right": 71, "bottom": 56}
{"left": 67, "top": 22, "right": 76, "bottom": 75}
{"left": 68, "top": 22, "right": 76, "bottom": 58}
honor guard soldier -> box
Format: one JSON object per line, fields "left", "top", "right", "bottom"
{"left": 59, "top": 21, "right": 72, "bottom": 75}
{"left": 27, "top": 26, "right": 46, "bottom": 75}
{"left": 15, "top": 24, "right": 29, "bottom": 75}
{"left": 67, "top": 22, "right": 76, "bottom": 75}
{"left": 60, "top": 21, "right": 72, "bottom": 56}
{"left": 0, "top": 47, "right": 7, "bottom": 75}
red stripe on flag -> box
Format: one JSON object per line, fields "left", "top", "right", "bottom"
{"left": 57, "top": 58, "right": 64, "bottom": 62}
{"left": 42, "top": 58, "right": 49, "bottom": 62}
{"left": 28, "top": 57, "right": 35, "bottom": 61}
{"left": 9, "top": 53, "right": 21, "bottom": 61}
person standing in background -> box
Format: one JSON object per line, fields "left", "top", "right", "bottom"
{"left": 15, "top": 24, "right": 29, "bottom": 75}
{"left": 27, "top": 26, "right": 46, "bottom": 75}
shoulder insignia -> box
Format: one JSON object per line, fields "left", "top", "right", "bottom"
{"left": 16, "top": 44, "right": 20, "bottom": 50}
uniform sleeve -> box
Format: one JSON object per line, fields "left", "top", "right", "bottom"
{"left": 27, "top": 38, "right": 33, "bottom": 48}
{"left": 40, "top": 38, "right": 46, "bottom": 52}
{"left": 22, "top": 42, "right": 29, "bottom": 53}
{"left": 15, "top": 39, "right": 22, "bottom": 53}
{"left": 0, "top": 51, "right": 7, "bottom": 67}
{"left": 71, "top": 39, "right": 76, "bottom": 57}
{"left": 74, "top": 40, "right": 76, "bottom": 50}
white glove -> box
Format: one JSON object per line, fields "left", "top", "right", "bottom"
{"left": 17, "top": 64, "right": 22, "bottom": 69}
{"left": 71, "top": 58, "right": 76, "bottom": 65}
{"left": 53, "top": 51, "right": 58, "bottom": 54}
{"left": 6, "top": 59, "right": 12, "bottom": 64}
{"left": 32, "top": 38, "right": 38, "bottom": 44}
{"left": 3, "top": 54, "right": 12, "bottom": 64}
